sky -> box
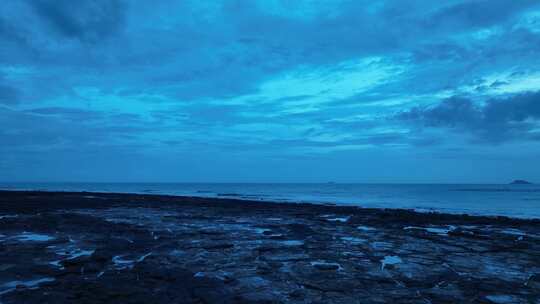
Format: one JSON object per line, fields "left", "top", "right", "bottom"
{"left": 1, "top": 0, "right": 540, "bottom": 183}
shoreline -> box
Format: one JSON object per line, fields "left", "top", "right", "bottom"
{"left": 1, "top": 189, "right": 539, "bottom": 224}
{"left": 1, "top": 190, "right": 539, "bottom": 303}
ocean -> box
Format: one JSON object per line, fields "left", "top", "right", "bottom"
{"left": 1, "top": 182, "right": 539, "bottom": 219}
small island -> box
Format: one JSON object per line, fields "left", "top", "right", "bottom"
{"left": 510, "top": 180, "right": 533, "bottom": 185}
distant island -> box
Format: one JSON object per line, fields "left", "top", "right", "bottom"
{"left": 510, "top": 180, "right": 533, "bottom": 185}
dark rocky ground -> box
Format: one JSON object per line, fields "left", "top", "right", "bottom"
{"left": 0, "top": 190, "right": 539, "bottom": 303}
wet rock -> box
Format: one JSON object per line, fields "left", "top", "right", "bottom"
{"left": 202, "top": 242, "right": 234, "bottom": 250}
{"left": 90, "top": 249, "right": 112, "bottom": 263}
{"left": 144, "top": 267, "right": 188, "bottom": 282}
{"left": 193, "top": 287, "right": 234, "bottom": 304}
{"left": 526, "top": 274, "right": 540, "bottom": 289}
{"left": 256, "top": 263, "right": 273, "bottom": 274}
{"left": 286, "top": 223, "right": 315, "bottom": 237}
{"left": 0, "top": 264, "right": 15, "bottom": 272}
{"left": 61, "top": 255, "right": 92, "bottom": 267}
{"left": 1, "top": 191, "right": 540, "bottom": 304}
{"left": 485, "top": 294, "right": 525, "bottom": 304}
{"left": 311, "top": 261, "right": 341, "bottom": 271}
{"left": 199, "top": 229, "right": 225, "bottom": 235}
{"left": 288, "top": 288, "right": 306, "bottom": 299}
{"left": 300, "top": 281, "right": 350, "bottom": 293}
{"left": 255, "top": 245, "right": 280, "bottom": 253}
{"left": 82, "top": 262, "right": 102, "bottom": 274}
{"left": 235, "top": 291, "right": 281, "bottom": 304}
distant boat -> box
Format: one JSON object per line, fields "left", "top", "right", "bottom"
{"left": 510, "top": 180, "right": 533, "bottom": 185}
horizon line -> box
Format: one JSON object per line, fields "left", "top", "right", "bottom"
{"left": 0, "top": 181, "right": 534, "bottom": 185}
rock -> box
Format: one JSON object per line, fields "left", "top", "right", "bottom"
{"left": 0, "top": 264, "right": 15, "bottom": 271}
{"left": 300, "top": 281, "right": 349, "bottom": 293}
{"left": 286, "top": 223, "right": 315, "bottom": 236}
{"left": 193, "top": 287, "right": 233, "bottom": 304}
{"left": 202, "top": 242, "right": 234, "bottom": 250}
{"left": 61, "top": 256, "right": 91, "bottom": 267}
{"left": 311, "top": 262, "right": 341, "bottom": 271}
{"left": 526, "top": 274, "right": 540, "bottom": 289}
{"left": 34, "top": 265, "right": 58, "bottom": 276}
{"left": 2, "top": 191, "right": 540, "bottom": 304}
{"left": 236, "top": 291, "right": 281, "bottom": 304}
{"left": 90, "top": 249, "right": 112, "bottom": 263}
{"left": 289, "top": 289, "right": 306, "bottom": 299}
{"left": 256, "top": 263, "right": 273, "bottom": 274}
{"left": 199, "top": 229, "right": 225, "bottom": 235}
{"left": 82, "top": 262, "right": 102, "bottom": 274}
{"left": 485, "top": 294, "right": 524, "bottom": 304}
{"left": 256, "top": 245, "right": 280, "bottom": 253}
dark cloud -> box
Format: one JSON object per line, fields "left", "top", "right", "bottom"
{"left": 426, "top": 0, "right": 539, "bottom": 30}
{"left": 0, "top": 16, "right": 28, "bottom": 45}
{"left": 0, "top": 107, "right": 151, "bottom": 151}
{"left": 29, "top": 0, "right": 126, "bottom": 42}
{"left": 398, "top": 92, "right": 540, "bottom": 143}
{"left": 0, "top": 84, "right": 20, "bottom": 105}
{"left": 490, "top": 81, "right": 509, "bottom": 88}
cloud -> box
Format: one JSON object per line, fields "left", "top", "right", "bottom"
{"left": 1, "top": 0, "right": 538, "bottom": 102}
{"left": 0, "top": 84, "right": 19, "bottom": 105}
{"left": 274, "top": 95, "right": 314, "bottom": 103}
{"left": 426, "top": 0, "right": 539, "bottom": 30}
{"left": 0, "top": 107, "right": 152, "bottom": 151}
{"left": 28, "top": 0, "right": 126, "bottom": 42}
{"left": 2, "top": 1, "right": 540, "bottom": 181}
{"left": 28, "top": 107, "right": 102, "bottom": 120}
{"left": 398, "top": 92, "right": 540, "bottom": 143}
{"left": 0, "top": 16, "right": 28, "bottom": 45}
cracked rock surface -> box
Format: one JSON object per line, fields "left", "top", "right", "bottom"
{"left": 1, "top": 191, "right": 539, "bottom": 303}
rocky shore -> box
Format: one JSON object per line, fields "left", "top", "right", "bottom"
{"left": 1, "top": 190, "right": 539, "bottom": 303}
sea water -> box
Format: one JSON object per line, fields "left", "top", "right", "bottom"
{"left": 1, "top": 182, "right": 539, "bottom": 219}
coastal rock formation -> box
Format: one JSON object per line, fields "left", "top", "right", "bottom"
{"left": 1, "top": 191, "right": 539, "bottom": 303}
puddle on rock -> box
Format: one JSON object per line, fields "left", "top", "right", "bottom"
{"left": 112, "top": 252, "right": 152, "bottom": 270}
{"left": 14, "top": 232, "right": 55, "bottom": 242}
{"left": 404, "top": 225, "right": 456, "bottom": 236}
{"left": 0, "top": 278, "right": 55, "bottom": 296}
{"left": 381, "top": 256, "right": 402, "bottom": 270}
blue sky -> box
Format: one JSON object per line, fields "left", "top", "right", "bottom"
{"left": 1, "top": 0, "right": 540, "bottom": 183}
